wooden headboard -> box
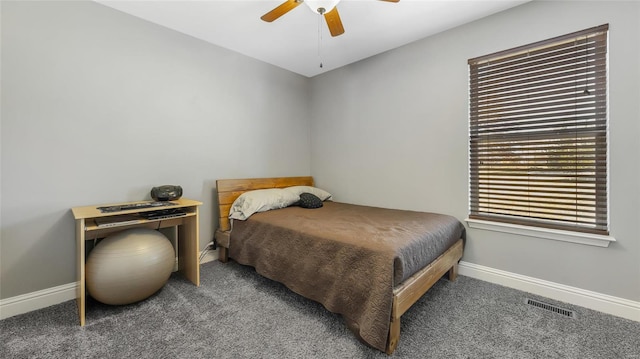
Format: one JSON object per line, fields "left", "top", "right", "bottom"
{"left": 216, "top": 176, "right": 314, "bottom": 231}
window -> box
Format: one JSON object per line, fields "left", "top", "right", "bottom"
{"left": 468, "top": 24, "right": 609, "bottom": 236}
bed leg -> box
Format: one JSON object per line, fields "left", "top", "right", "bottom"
{"left": 218, "top": 246, "right": 229, "bottom": 263}
{"left": 447, "top": 262, "right": 458, "bottom": 281}
{"left": 386, "top": 316, "right": 400, "bottom": 355}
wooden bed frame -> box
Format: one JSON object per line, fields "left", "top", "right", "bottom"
{"left": 214, "top": 176, "right": 463, "bottom": 354}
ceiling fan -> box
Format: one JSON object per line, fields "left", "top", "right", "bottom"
{"left": 261, "top": 0, "right": 400, "bottom": 37}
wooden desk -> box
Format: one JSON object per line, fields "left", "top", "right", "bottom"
{"left": 71, "top": 198, "right": 202, "bottom": 326}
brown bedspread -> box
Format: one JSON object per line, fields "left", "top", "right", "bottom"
{"left": 229, "top": 201, "right": 464, "bottom": 351}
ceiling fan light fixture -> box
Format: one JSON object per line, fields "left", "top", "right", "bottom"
{"left": 304, "top": 0, "right": 341, "bottom": 15}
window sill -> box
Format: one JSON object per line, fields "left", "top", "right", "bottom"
{"left": 465, "top": 218, "right": 615, "bottom": 248}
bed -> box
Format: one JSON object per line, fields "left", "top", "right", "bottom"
{"left": 214, "top": 176, "right": 464, "bottom": 354}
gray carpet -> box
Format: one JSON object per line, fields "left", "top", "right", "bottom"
{"left": 1, "top": 260, "right": 639, "bottom": 358}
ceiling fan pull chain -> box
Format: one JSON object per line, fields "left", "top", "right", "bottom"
{"left": 318, "top": 12, "right": 323, "bottom": 68}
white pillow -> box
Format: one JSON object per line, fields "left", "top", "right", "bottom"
{"left": 229, "top": 188, "right": 300, "bottom": 220}
{"left": 282, "top": 186, "right": 332, "bottom": 201}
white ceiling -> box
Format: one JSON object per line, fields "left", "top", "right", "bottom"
{"left": 96, "top": 0, "right": 530, "bottom": 77}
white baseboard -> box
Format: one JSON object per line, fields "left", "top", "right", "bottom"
{"left": 1, "top": 249, "right": 216, "bottom": 321}
{"left": 0, "top": 282, "right": 77, "bottom": 320}
{"left": 3, "top": 259, "right": 637, "bottom": 322}
{"left": 458, "top": 261, "right": 640, "bottom": 322}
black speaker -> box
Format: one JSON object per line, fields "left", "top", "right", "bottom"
{"left": 150, "top": 185, "right": 183, "bottom": 201}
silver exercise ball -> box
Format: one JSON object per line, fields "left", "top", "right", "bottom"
{"left": 86, "top": 228, "right": 175, "bottom": 305}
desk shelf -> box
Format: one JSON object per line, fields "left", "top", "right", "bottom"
{"left": 84, "top": 213, "right": 196, "bottom": 234}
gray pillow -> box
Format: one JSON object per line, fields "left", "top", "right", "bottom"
{"left": 297, "top": 192, "right": 323, "bottom": 209}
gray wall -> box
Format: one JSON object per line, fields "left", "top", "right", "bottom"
{"left": 1, "top": 1, "right": 310, "bottom": 299}
{"left": 310, "top": 0, "right": 640, "bottom": 301}
{"left": 2, "top": 0, "right": 639, "bottom": 304}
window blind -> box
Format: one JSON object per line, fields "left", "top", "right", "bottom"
{"left": 468, "top": 24, "right": 609, "bottom": 235}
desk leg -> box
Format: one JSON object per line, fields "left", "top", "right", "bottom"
{"left": 178, "top": 208, "right": 200, "bottom": 286}
{"left": 76, "top": 219, "right": 86, "bottom": 326}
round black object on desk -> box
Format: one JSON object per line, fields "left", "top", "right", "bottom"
{"left": 151, "top": 185, "right": 183, "bottom": 201}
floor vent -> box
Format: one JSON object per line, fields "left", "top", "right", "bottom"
{"left": 526, "top": 298, "right": 576, "bottom": 318}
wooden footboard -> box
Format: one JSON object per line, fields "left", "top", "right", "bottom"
{"left": 386, "top": 239, "right": 464, "bottom": 354}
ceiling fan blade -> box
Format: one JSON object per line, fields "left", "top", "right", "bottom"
{"left": 378, "top": 0, "right": 400, "bottom": 2}
{"left": 261, "top": 0, "right": 302, "bottom": 22}
{"left": 324, "top": 7, "right": 345, "bottom": 37}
